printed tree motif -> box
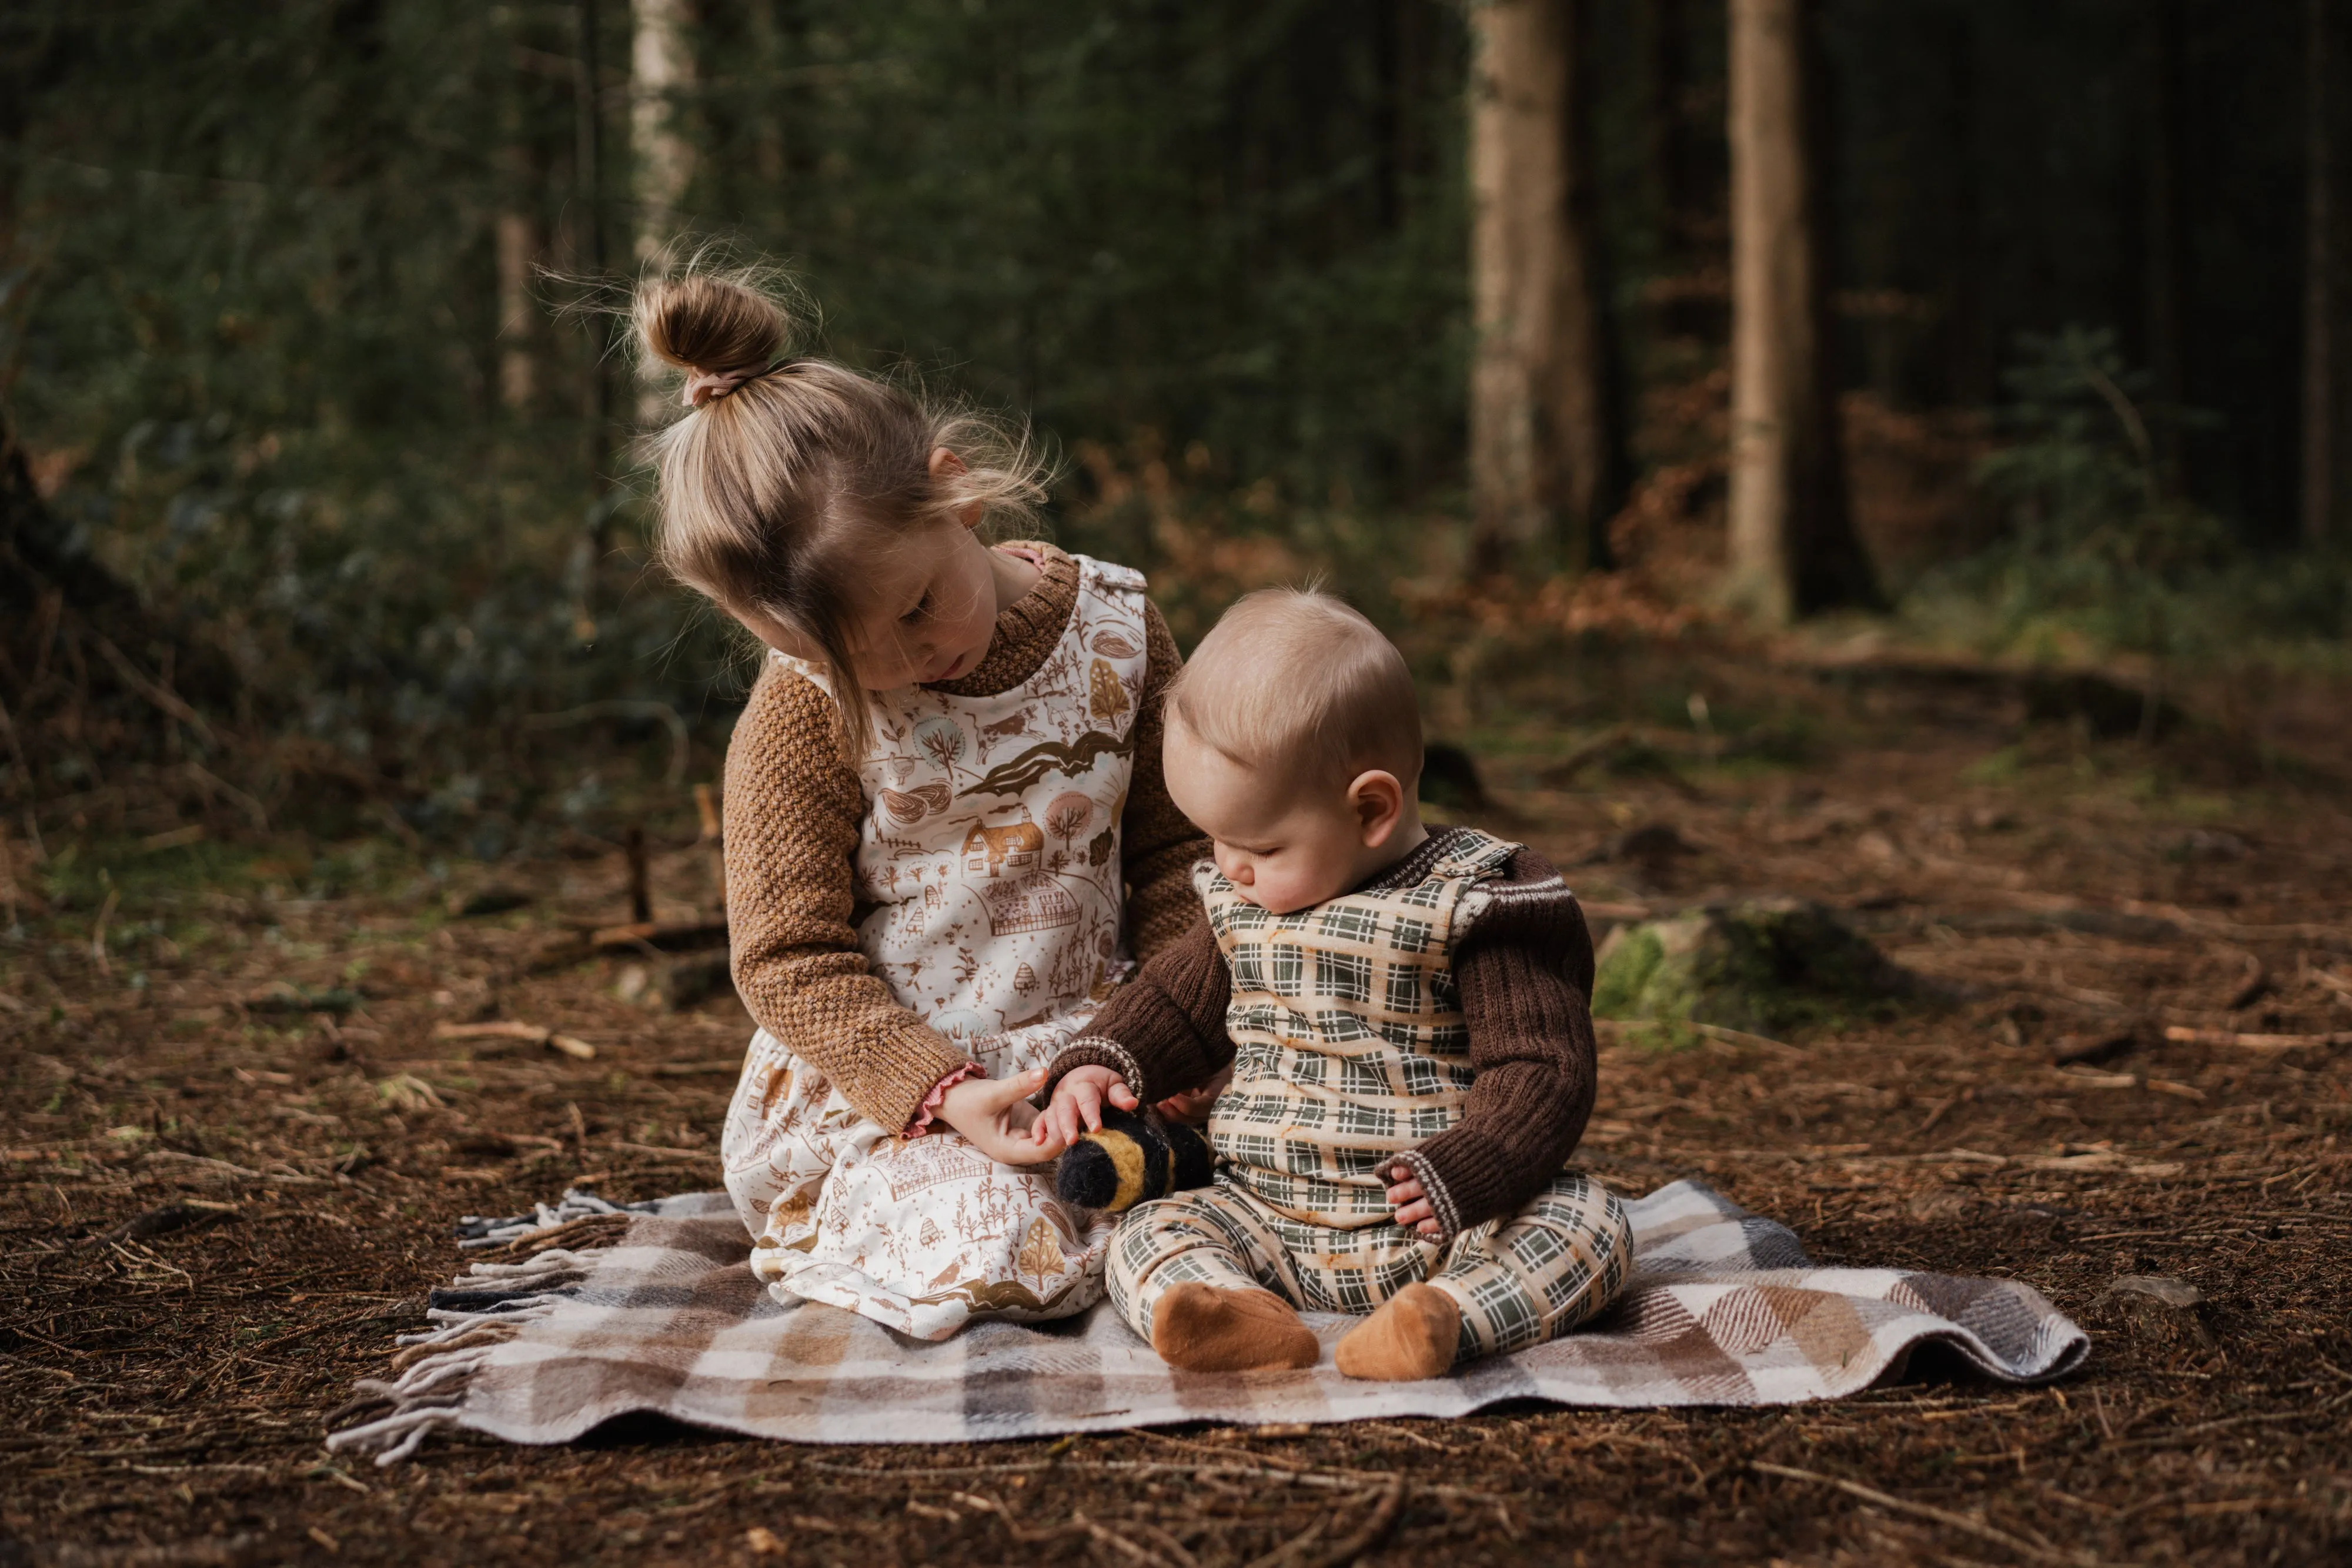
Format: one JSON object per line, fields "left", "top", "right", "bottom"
{"left": 1015, "top": 1216, "right": 1066, "bottom": 1289}
{"left": 913, "top": 716, "right": 967, "bottom": 775}
{"left": 1044, "top": 791, "right": 1095, "bottom": 858}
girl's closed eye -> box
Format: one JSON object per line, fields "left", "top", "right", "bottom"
{"left": 901, "top": 590, "right": 932, "bottom": 625}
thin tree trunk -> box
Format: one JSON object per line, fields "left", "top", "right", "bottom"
{"left": 1648, "top": 0, "right": 1690, "bottom": 258}
{"left": 1565, "top": 0, "right": 1629, "bottom": 565}
{"left": 567, "top": 0, "right": 613, "bottom": 641}
{"left": 632, "top": 0, "right": 696, "bottom": 428}
{"left": 495, "top": 204, "right": 540, "bottom": 412}
{"left": 1723, "top": 0, "right": 1874, "bottom": 623}
{"left": 631, "top": 0, "right": 696, "bottom": 266}
{"left": 2306, "top": 0, "right": 2346, "bottom": 548}
{"left": 1468, "top": 0, "right": 1621, "bottom": 575}
{"left": 2145, "top": 0, "right": 2187, "bottom": 496}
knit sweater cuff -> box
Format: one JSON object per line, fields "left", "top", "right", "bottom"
{"left": 1395, "top": 1131, "right": 1521, "bottom": 1248}
{"left": 1041, "top": 1038, "right": 1150, "bottom": 1107}
{"left": 902, "top": 1063, "right": 983, "bottom": 1139}
{"left": 852, "top": 1018, "right": 978, "bottom": 1136}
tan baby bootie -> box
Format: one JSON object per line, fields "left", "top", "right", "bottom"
{"left": 1334, "top": 1282, "right": 1460, "bottom": 1381}
{"left": 1151, "top": 1284, "right": 1321, "bottom": 1372}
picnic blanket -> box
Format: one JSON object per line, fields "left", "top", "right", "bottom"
{"left": 324, "top": 1179, "right": 2088, "bottom": 1463}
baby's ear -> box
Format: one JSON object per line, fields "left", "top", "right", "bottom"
{"left": 1349, "top": 768, "right": 1408, "bottom": 846}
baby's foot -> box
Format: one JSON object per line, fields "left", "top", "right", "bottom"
{"left": 1150, "top": 1284, "right": 1319, "bottom": 1373}
{"left": 1334, "top": 1282, "right": 1459, "bottom": 1381}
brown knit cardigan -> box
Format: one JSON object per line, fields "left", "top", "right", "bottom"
{"left": 1046, "top": 831, "right": 1601, "bottom": 1244}
{"left": 721, "top": 543, "right": 1208, "bottom": 1135}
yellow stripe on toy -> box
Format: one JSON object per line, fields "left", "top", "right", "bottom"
{"left": 1055, "top": 1107, "right": 1217, "bottom": 1213}
{"left": 1104, "top": 1129, "right": 1150, "bottom": 1210}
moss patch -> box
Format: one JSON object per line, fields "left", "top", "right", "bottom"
{"left": 1592, "top": 898, "right": 1933, "bottom": 1038}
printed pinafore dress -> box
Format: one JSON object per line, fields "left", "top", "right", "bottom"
{"left": 719, "top": 554, "right": 1150, "bottom": 1338}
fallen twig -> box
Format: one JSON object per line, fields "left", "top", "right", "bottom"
{"left": 1750, "top": 1462, "right": 2099, "bottom": 1566}
{"left": 90, "top": 633, "right": 218, "bottom": 750}
{"left": 431, "top": 1020, "right": 596, "bottom": 1060}
{"left": 1308, "top": 1472, "right": 1406, "bottom": 1567}
{"left": 87, "top": 887, "right": 118, "bottom": 974}
{"left": 184, "top": 761, "right": 270, "bottom": 831}
{"left": 809, "top": 1457, "right": 1496, "bottom": 1506}
{"left": 2163, "top": 1025, "right": 2352, "bottom": 1050}
{"left": 607, "top": 1141, "right": 717, "bottom": 1162}
{"left": 589, "top": 920, "right": 730, "bottom": 954}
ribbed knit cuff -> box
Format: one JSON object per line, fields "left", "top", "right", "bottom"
{"left": 1396, "top": 1125, "right": 1534, "bottom": 1248}
{"left": 1041, "top": 1037, "right": 1150, "bottom": 1108}
{"left": 1392, "top": 1149, "right": 1466, "bottom": 1247}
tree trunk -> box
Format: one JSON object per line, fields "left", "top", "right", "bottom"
{"left": 1468, "top": 0, "right": 1623, "bottom": 576}
{"left": 568, "top": 0, "right": 614, "bottom": 641}
{"left": 631, "top": 0, "right": 697, "bottom": 430}
{"left": 2306, "top": 0, "right": 2347, "bottom": 549}
{"left": 1647, "top": 0, "right": 1691, "bottom": 258}
{"left": 2145, "top": 0, "right": 2188, "bottom": 496}
{"left": 495, "top": 201, "right": 540, "bottom": 412}
{"left": 632, "top": 0, "right": 697, "bottom": 266}
{"left": 1723, "top": 0, "right": 1875, "bottom": 623}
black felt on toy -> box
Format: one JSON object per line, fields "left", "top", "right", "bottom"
{"left": 1055, "top": 1106, "right": 1215, "bottom": 1212}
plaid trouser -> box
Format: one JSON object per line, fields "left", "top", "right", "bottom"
{"left": 1106, "top": 1171, "right": 1633, "bottom": 1368}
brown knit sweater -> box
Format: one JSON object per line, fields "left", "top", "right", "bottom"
{"left": 722, "top": 542, "right": 1207, "bottom": 1135}
{"left": 1047, "top": 834, "right": 1599, "bottom": 1244}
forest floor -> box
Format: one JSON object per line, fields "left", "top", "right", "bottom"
{"left": 3, "top": 637, "right": 2350, "bottom": 1566}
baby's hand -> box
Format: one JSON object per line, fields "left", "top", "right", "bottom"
{"left": 1035, "top": 1064, "right": 1140, "bottom": 1150}
{"left": 1153, "top": 1063, "right": 1232, "bottom": 1125}
{"left": 1384, "top": 1162, "right": 1441, "bottom": 1238}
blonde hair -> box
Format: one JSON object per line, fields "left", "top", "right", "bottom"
{"left": 1168, "top": 589, "right": 1422, "bottom": 790}
{"left": 633, "top": 260, "right": 1047, "bottom": 753}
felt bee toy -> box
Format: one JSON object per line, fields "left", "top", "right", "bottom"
{"left": 1056, "top": 1106, "right": 1215, "bottom": 1212}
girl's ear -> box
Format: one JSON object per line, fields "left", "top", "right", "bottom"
{"left": 928, "top": 446, "right": 985, "bottom": 530}
{"left": 1349, "top": 769, "right": 1406, "bottom": 848}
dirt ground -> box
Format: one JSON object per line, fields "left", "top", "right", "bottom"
{"left": 4, "top": 641, "right": 2350, "bottom": 1566}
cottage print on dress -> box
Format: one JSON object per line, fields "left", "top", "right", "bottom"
{"left": 720, "top": 556, "right": 1152, "bottom": 1338}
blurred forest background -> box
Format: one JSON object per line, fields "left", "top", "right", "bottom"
{"left": 2, "top": 0, "right": 2350, "bottom": 846}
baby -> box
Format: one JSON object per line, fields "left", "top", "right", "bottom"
{"left": 1035, "top": 589, "right": 1632, "bottom": 1380}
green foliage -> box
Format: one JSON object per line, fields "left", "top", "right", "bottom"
{"left": 1905, "top": 328, "right": 2350, "bottom": 666}
{"left": 1591, "top": 899, "right": 1931, "bottom": 1040}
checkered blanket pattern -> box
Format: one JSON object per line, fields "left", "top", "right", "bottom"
{"left": 323, "top": 1179, "right": 2088, "bottom": 1463}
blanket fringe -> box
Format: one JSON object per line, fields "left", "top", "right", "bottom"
{"left": 325, "top": 1189, "right": 662, "bottom": 1464}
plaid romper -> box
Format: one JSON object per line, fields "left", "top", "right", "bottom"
{"left": 1107, "top": 831, "right": 1632, "bottom": 1368}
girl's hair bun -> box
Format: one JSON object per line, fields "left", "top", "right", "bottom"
{"left": 634, "top": 271, "right": 791, "bottom": 374}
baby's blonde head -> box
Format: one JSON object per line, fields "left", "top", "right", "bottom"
{"left": 633, "top": 260, "right": 1045, "bottom": 747}
{"left": 1168, "top": 589, "right": 1422, "bottom": 791}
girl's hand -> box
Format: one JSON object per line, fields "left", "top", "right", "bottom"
{"left": 1036, "top": 1064, "right": 1139, "bottom": 1149}
{"left": 1153, "top": 1063, "right": 1232, "bottom": 1125}
{"left": 938, "top": 1069, "right": 1066, "bottom": 1165}
{"left": 1383, "top": 1162, "right": 1441, "bottom": 1238}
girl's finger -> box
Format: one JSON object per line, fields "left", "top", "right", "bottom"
{"left": 973, "top": 1068, "right": 1045, "bottom": 1114}
{"left": 1108, "top": 1082, "right": 1140, "bottom": 1109}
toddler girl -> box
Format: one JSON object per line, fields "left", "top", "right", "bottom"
{"left": 634, "top": 267, "right": 1206, "bottom": 1338}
